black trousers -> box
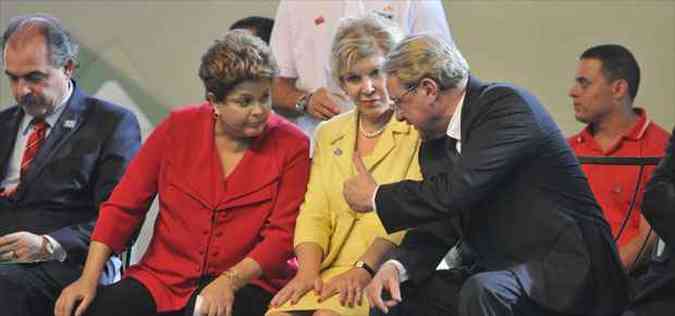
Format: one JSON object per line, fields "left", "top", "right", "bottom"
{"left": 371, "top": 270, "right": 573, "bottom": 316}
{"left": 85, "top": 276, "right": 273, "bottom": 316}
{"left": 370, "top": 269, "right": 463, "bottom": 316}
{"left": 0, "top": 261, "right": 81, "bottom": 316}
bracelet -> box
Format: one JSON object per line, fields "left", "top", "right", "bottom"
{"left": 220, "top": 269, "right": 243, "bottom": 289}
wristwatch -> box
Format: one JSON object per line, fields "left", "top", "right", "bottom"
{"left": 41, "top": 235, "right": 55, "bottom": 259}
{"left": 294, "top": 92, "right": 312, "bottom": 113}
{"left": 42, "top": 235, "right": 66, "bottom": 262}
{"left": 354, "top": 260, "right": 375, "bottom": 277}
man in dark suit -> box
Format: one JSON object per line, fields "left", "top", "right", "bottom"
{"left": 624, "top": 128, "right": 675, "bottom": 315}
{"left": 343, "top": 34, "right": 630, "bottom": 316}
{"left": 0, "top": 14, "right": 140, "bottom": 316}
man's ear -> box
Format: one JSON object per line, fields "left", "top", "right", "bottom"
{"left": 63, "top": 60, "right": 76, "bottom": 78}
{"left": 612, "top": 79, "right": 629, "bottom": 100}
{"left": 420, "top": 77, "right": 440, "bottom": 99}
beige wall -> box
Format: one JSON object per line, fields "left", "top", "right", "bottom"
{"left": 2, "top": 0, "right": 674, "bottom": 135}
{"left": 445, "top": 1, "right": 675, "bottom": 134}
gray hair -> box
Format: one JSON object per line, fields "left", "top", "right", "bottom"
{"left": 198, "top": 29, "right": 278, "bottom": 102}
{"left": 383, "top": 34, "right": 469, "bottom": 91}
{"left": 330, "top": 13, "right": 403, "bottom": 85}
{"left": 2, "top": 14, "right": 79, "bottom": 67}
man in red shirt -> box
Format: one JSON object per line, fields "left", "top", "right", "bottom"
{"left": 568, "top": 44, "right": 671, "bottom": 272}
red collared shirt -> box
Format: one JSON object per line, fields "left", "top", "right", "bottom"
{"left": 568, "top": 108, "right": 670, "bottom": 246}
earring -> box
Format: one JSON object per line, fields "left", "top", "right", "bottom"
{"left": 213, "top": 109, "right": 220, "bottom": 119}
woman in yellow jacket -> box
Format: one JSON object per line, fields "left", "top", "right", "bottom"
{"left": 267, "top": 13, "right": 421, "bottom": 316}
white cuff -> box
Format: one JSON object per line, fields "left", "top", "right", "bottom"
{"left": 372, "top": 185, "right": 379, "bottom": 212}
{"left": 43, "top": 235, "right": 67, "bottom": 262}
{"left": 384, "top": 259, "right": 409, "bottom": 283}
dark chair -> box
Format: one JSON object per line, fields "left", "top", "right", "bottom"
{"left": 577, "top": 156, "right": 663, "bottom": 271}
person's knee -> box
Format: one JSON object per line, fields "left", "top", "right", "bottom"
{"left": 460, "top": 273, "right": 494, "bottom": 302}
{"left": 459, "top": 272, "right": 518, "bottom": 314}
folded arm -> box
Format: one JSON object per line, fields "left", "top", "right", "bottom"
{"left": 376, "top": 89, "right": 541, "bottom": 232}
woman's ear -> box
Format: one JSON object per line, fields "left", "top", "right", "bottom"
{"left": 337, "top": 75, "right": 348, "bottom": 94}
{"left": 209, "top": 92, "right": 221, "bottom": 118}
{"left": 206, "top": 92, "right": 216, "bottom": 104}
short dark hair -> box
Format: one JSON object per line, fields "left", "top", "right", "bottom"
{"left": 2, "top": 13, "right": 79, "bottom": 67}
{"left": 198, "top": 30, "right": 277, "bottom": 103}
{"left": 229, "top": 16, "right": 274, "bottom": 44}
{"left": 580, "top": 44, "right": 640, "bottom": 100}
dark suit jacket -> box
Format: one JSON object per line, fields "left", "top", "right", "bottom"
{"left": 635, "top": 128, "right": 675, "bottom": 304}
{"left": 0, "top": 82, "right": 141, "bottom": 277}
{"left": 376, "top": 76, "right": 630, "bottom": 315}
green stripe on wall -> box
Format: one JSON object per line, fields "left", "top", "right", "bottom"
{"left": 75, "top": 45, "right": 167, "bottom": 125}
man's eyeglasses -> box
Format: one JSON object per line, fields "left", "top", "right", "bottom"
{"left": 390, "top": 82, "right": 419, "bottom": 109}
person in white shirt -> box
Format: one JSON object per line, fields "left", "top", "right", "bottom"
{"left": 270, "top": 0, "right": 455, "bottom": 138}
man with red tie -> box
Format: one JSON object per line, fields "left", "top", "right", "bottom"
{"left": 0, "top": 14, "right": 141, "bottom": 316}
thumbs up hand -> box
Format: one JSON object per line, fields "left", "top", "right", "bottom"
{"left": 343, "top": 153, "right": 378, "bottom": 212}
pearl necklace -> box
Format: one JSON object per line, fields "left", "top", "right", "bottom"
{"left": 359, "top": 119, "right": 387, "bottom": 138}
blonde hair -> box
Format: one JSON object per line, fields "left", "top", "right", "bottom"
{"left": 330, "top": 13, "right": 403, "bottom": 85}
{"left": 198, "top": 29, "right": 277, "bottom": 102}
{"left": 383, "top": 34, "right": 469, "bottom": 91}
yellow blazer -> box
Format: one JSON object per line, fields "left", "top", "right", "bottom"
{"left": 294, "top": 110, "right": 422, "bottom": 269}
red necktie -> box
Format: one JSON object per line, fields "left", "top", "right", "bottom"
{"left": 20, "top": 118, "right": 48, "bottom": 179}
{"left": 0, "top": 119, "right": 47, "bottom": 198}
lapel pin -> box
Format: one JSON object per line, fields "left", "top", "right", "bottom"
{"left": 63, "top": 120, "right": 76, "bottom": 128}
{"left": 334, "top": 148, "right": 342, "bottom": 156}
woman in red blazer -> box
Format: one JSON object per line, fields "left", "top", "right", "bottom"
{"left": 55, "top": 30, "right": 310, "bottom": 316}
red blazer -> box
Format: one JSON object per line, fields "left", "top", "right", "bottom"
{"left": 92, "top": 103, "right": 310, "bottom": 312}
